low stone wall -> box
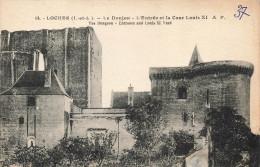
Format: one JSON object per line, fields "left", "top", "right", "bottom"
{"left": 70, "top": 108, "right": 134, "bottom": 155}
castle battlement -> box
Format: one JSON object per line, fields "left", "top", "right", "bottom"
{"left": 149, "top": 46, "right": 253, "bottom": 128}
{"left": 149, "top": 60, "right": 254, "bottom": 80}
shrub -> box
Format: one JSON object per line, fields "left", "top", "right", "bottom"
{"left": 11, "top": 146, "right": 51, "bottom": 167}
{"left": 206, "top": 107, "right": 259, "bottom": 166}
{"left": 125, "top": 100, "right": 166, "bottom": 165}
{"left": 169, "top": 130, "right": 195, "bottom": 156}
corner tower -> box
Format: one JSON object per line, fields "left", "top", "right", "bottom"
{"left": 149, "top": 46, "right": 254, "bottom": 133}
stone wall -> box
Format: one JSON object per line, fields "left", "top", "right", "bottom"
{"left": 0, "top": 95, "right": 72, "bottom": 159}
{"left": 66, "top": 27, "right": 88, "bottom": 107}
{"left": 70, "top": 108, "right": 134, "bottom": 154}
{"left": 89, "top": 28, "right": 102, "bottom": 108}
{"left": 0, "top": 52, "right": 33, "bottom": 92}
{"left": 0, "top": 27, "right": 102, "bottom": 108}
{"left": 111, "top": 91, "right": 151, "bottom": 108}
{"left": 149, "top": 61, "right": 254, "bottom": 136}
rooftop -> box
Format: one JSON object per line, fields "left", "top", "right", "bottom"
{"left": 189, "top": 45, "right": 203, "bottom": 66}
{"left": 1, "top": 70, "right": 70, "bottom": 97}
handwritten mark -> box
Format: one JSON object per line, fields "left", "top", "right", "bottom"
{"left": 234, "top": 5, "right": 250, "bottom": 20}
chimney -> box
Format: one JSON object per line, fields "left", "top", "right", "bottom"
{"left": 128, "top": 84, "right": 134, "bottom": 107}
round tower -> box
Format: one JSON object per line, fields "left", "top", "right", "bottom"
{"left": 149, "top": 46, "right": 254, "bottom": 132}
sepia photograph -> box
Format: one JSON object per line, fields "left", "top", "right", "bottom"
{"left": 0, "top": 0, "right": 259, "bottom": 166}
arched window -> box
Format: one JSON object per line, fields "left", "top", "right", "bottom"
{"left": 178, "top": 86, "right": 187, "bottom": 99}
{"left": 33, "top": 50, "right": 45, "bottom": 71}
{"left": 27, "top": 136, "right": 36, "bottom": 147}
{"left": 19, "top": 117, "right": 24, "bottom": 125}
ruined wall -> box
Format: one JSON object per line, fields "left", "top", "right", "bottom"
{"left": 46, "top": 29, "right": 66, "bottom": 86}
{"left": 0, "top": 27, "right": 102, "bottom": 108}
{"left": 0, "top": 53, "right": 12, "bottom": 92}
{"left": 66, "top": 27, "right": 102, "bottom": 108}
{"left": 149, "top": 61, "right": 254, "bottom": 136}
{"left": 1, "top": 30, "right": 9, "bottom": 51}
{"left": 0, "top": 29, "right": 48, "bottom": 93}
{"left": 0, "top": 52, "right": 34, "bottom": 93}
{"left": 66, "top": 28, "right": 88, "bottom": 107}
{"left": 0, "top": 95, "right": 72, "bottom": 159}
{"left": 89, "top": 28, "right": 102, "bottom": 108}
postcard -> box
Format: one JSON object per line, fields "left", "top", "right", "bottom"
{"left": 0, "top": 0, "right": 259, "bottom": 166}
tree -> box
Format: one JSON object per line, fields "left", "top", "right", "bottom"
{"left": 8, "top": 134, "right": 118, "bottom": 167}
{"left": 91, "top": 131, "right": 117, "bottom": 166}
{"left": 125, "top": 99, "right": 166, "bottom": 165}
{"left": 47, "top": 144, "right": 65, "bottom": 167}
{"left": 159, "top": 133, "right": 177, "bottom": 158}
{"left": 169, "top": 130, "right": 194, "bottom": 155}
{"left": 205, "top": 107, "right": 259, "bottom": 167}
{"left": 52, "top": 137, "right": 95, "bottom": 167}
{"left": 11, "top": 146, "right": 51, "bottom": 167}
{"left": 69, "top": 137, "right": 94, "bottom": 166}
{"left": 198, "top": 126, "right": 207, "bottom": 137}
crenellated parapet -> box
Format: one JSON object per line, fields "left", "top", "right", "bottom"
{"left": 149, "top": 60, "right": 254, "bottom": 80}
{"left": 149, "top": 53, "right": 254, "bottom": 129}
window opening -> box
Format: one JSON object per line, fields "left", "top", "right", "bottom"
{"left": 182, "top": 110, "right": 188, "bottom": 125}
{"left": 191, "top": 112, "right": 195, "bottom": 127}
{"left": 27, "top": 97, "right": 36, "bottom": 106}
{"left": 206, "top": 89, "right": 209, "bottom": 105}
{"left": 27, "top": 136, "right": 36, "bottom": 147}
{"left": 19, "top": 117, "right": 24, "bottom": 125}
{"left": 178, "top": 86, "right": 187, "bottom": 99}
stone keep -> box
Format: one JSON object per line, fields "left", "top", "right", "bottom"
{"left": 0, "top": 27, "right": 135, "bottom": 160}
{"left": 149, "top": 46, "right": 254, "bottom": 134}
{"left": 0, "top": 27, "right": 102, "bottom": 108}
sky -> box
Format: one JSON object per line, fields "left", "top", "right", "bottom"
{"left": 0, "top": 0, "right": 259, "bottom": 133}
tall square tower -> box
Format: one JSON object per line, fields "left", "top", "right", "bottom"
{"left": 0, "top": 27, "right": 102, "bottom": 108}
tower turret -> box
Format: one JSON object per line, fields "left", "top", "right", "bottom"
{"left": 189, "top": 45, "right": 203, "bottom": 66}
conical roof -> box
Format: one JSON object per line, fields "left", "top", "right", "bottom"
{"left": 189, "top": 45, "right": 203, "bottom": 66}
